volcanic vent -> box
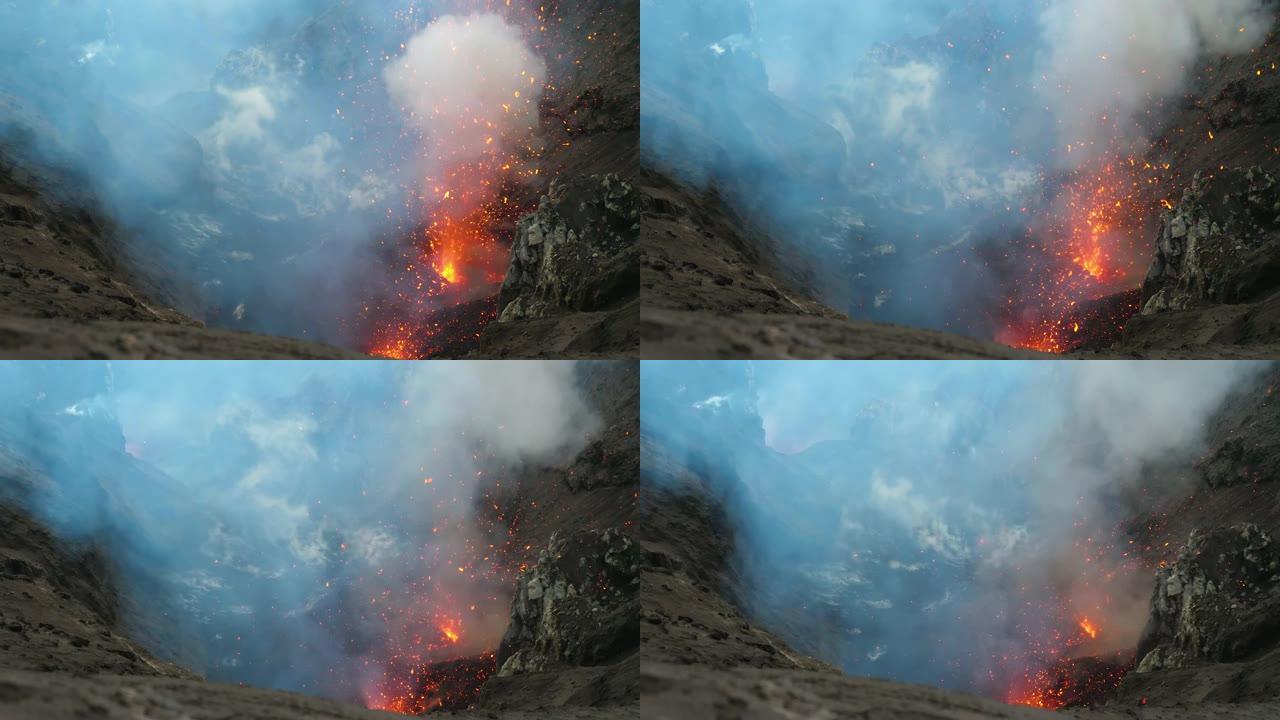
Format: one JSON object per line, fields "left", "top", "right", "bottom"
{"left": 639, "top": 0, "right": 1280, "bottom": 359}
{"left": 0, "top": 360, "right": 639, "bottom": 718}
{"left": 0, "top": 0, "right": 638, "bottom": 360}
{"left": 639, "top": 361, "right": 1280, "bottom": 718}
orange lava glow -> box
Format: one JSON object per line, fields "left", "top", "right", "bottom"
{"left": 1008, "top": 671, "right": 1065, "bottom": 709}
{"left": 363, "top": 2, "right": 555, "bottom": 360}
{"left": 1000, "top": 156, "right": 1169, "bottom": 353}
{"left": 1079, "top": 617, "right": 1098, "bottom": 639}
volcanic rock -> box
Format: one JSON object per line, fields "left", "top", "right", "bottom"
{"left": 497, "top": 174, "right": 640, "bottom": 324}
{"left": 496, "top": 528, "right": 639, "bottom": 677}
{"left": 1198, "top": 436, "right": 1280, "bottom": 488}
{"left": 1141, "top": 167, "right": 1280, "bottom": 315}
{"left": 1136, "top": 523, "right": 1280, "bottom": 672}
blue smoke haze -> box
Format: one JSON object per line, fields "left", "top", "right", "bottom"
{"left": 0, "top": 1, "right": 544, "bottom": 346}
{"left": 0, "top": 360, "right": 597, "bottom": 700}
{"left": 641, "top": 360, "right": 1269, "bottom": 695}
{"left": 640, "top": 0, "right": 1273, "bottom": 336}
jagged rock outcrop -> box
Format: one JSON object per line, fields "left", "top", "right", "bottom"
{"left": 1136, "top": 523, "right": 1280, "bottom": 672}
{"left": 1198, "top": 436, "right": 1280, "bottom": 488}
{"left": 497, "top": 174, "right": 639, "bottom": 323}
{"left": 1142, "top": 167, "right": 1280, "bottom": 315}
{"left": 496, "top": 528, "right": 638, "bottom": 676}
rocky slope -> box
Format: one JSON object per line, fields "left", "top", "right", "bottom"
{"left": 0, "top": 155, "right": 360, "bottom": 359}
{"left": 1099, "top": 15, "right": 1280, "bottom": 359}
{"left": 640, "top": 170, "right": 1043, "bottom": 359}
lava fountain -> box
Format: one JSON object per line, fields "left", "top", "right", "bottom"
{"left": 366, "top": 9, "right": 549, "bottom": 359}
{"left": 998, "top": 155, "right": 1171, "bottom": 353}
{"left": 994, "top": 516, "right": 1156, "bottom": 709}
{"left": 359, "top": 459, "right": 534, "bottom": 715}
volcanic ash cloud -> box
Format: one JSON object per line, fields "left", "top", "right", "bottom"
{"left": 384, "top": 13, "right": 547, "bottom": 165}
{"left": 1039, "top": 0, "right": 1272, "bottom": 158}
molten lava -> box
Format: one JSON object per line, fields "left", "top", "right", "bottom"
{"left": 363, "top": 3, "right": 555, "bottom": 360}
{"left": 369, "top": 653, "right": 498, "bottom": 715}
{"left": 1000, "top": 156, "right": 1171, "bottom": 353}
{"left": 1079, "top": 617, "right": 1098, "bottom": 640}
{"left": 366, "top": 162, "right": 535, "bottom": 360}
{"left": 1007, "top": 654, "right": 1134, "bottom": 710}
{"left": 355, "top": 456, "right": 542, "bottom": 716}
{"left": 440, "top": 619, "right": 461, "bottom": 644}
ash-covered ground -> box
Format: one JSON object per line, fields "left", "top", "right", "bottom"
{"left": 0, "top": 0, "right": 637, "bottom": 360}
{"left": 640, "top": 361, "right": 1280, "bottom": 718}
{"left": 640, "top": 2, "right": 1280, "bottom": 360}
{"left": 0, "top": 361, "right": 638, "bottom": 719}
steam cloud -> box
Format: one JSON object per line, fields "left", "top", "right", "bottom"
{"left": 385, "top": 13, "right": 546, "bottom": 169}
{"left": 641, "top": 361, "right": 1269, "bottom": 695}
{"left": 1039, "top": 0, "right": 1272, "bottom": 157}
{"left": 0, "top": 2, "right": 545, "bottom": 346}
{"left": 640, "top": 0, "right": 1275, "bottom": 334}
{"left": 0, "top": 361, "right": 598, "bottom": 701}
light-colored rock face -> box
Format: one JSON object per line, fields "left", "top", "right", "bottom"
{"left": 498, "top": 174, "right": 639, "bottom": 323}
{"left": 1142, "top": 167, "right": 1280, "bottom": 315}
{"left": 497, "top": 528, "right": 638, "bottom": 677}
{"left": 1136, "top": 523, "right": 1280, "bottom": 673}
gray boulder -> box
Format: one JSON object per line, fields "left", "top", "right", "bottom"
{"left": 1136, "top": 523, "right": 1280, "bottom": 672}
{"left": 496, "top": 528, "right": 638, "bottom": 676}
{"left": 1142, "top": 167, "right": 1280, "bottom": 315}
{"left": 498, "top": 174, "right": 639, "bottom": 323}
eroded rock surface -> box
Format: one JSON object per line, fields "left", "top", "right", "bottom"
{"left": 1136, "top": 523, "right": 1280, "bottom": 672}
{"left": 496, "top": 528, "right": 639, "bottom": 677}
{"left": 498, "top": 174, "right": 639, "bottom": 324}
{"left": 1142, "top": 168, "right": 1280, "bottom": 315}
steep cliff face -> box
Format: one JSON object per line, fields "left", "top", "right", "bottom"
{"left": 1142, "top": 169, "right": 1280, "bottom": 316}
{"left": 475, "top": 0, "right": 640, "bottom": 358}
{"left": 1135, "top": 524, "right": 1280, "bottom": 673}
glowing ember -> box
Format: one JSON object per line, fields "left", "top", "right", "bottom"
{"left": 363, "top": 6, "right": 552, "bottom": 360}
{"left": 1000, "top": 156, "right": 1171, "bottom": 353}
{"left": 1007, "top": 655, "right": 1133, "bottom": 710}
{"left": 992, "top": 512, "right": 1157, "bottom": 710}
{"left": 369, "top": 653, "right": 498, "bottom": 715}
{"left": 354, "top": 467, "right": 541, "bottom": 716}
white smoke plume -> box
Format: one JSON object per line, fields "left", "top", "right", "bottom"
{"left": 1039, "top": 0, "right": 1272, "bottom": 159}
{"left": 384, "top": 13, "right": 547, "bottom": 167}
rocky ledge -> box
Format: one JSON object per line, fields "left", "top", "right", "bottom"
{"left": 497, "top": 528, "right": 639, "bottom": 677}
{"left": 1142, "top": 167, "right": 1280, "bottom": 315}
{"left": 1136, "top": 523, "right": 1280, "bottom": 673}
{"left": 498, "top": 174, "right": 639, "bottom": 324}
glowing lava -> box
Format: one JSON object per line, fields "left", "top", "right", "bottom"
{"left": 999, "top": 156, "right": 1170, "bottom": 353}
{"left": 1079, "top": 617, "right": 1098, "bottom": 640}
{"left": 440, "top": 619, "right": 461, "bottom": 644}
{"left": 364, "top": 6, "right": 552, "bottom": 360}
